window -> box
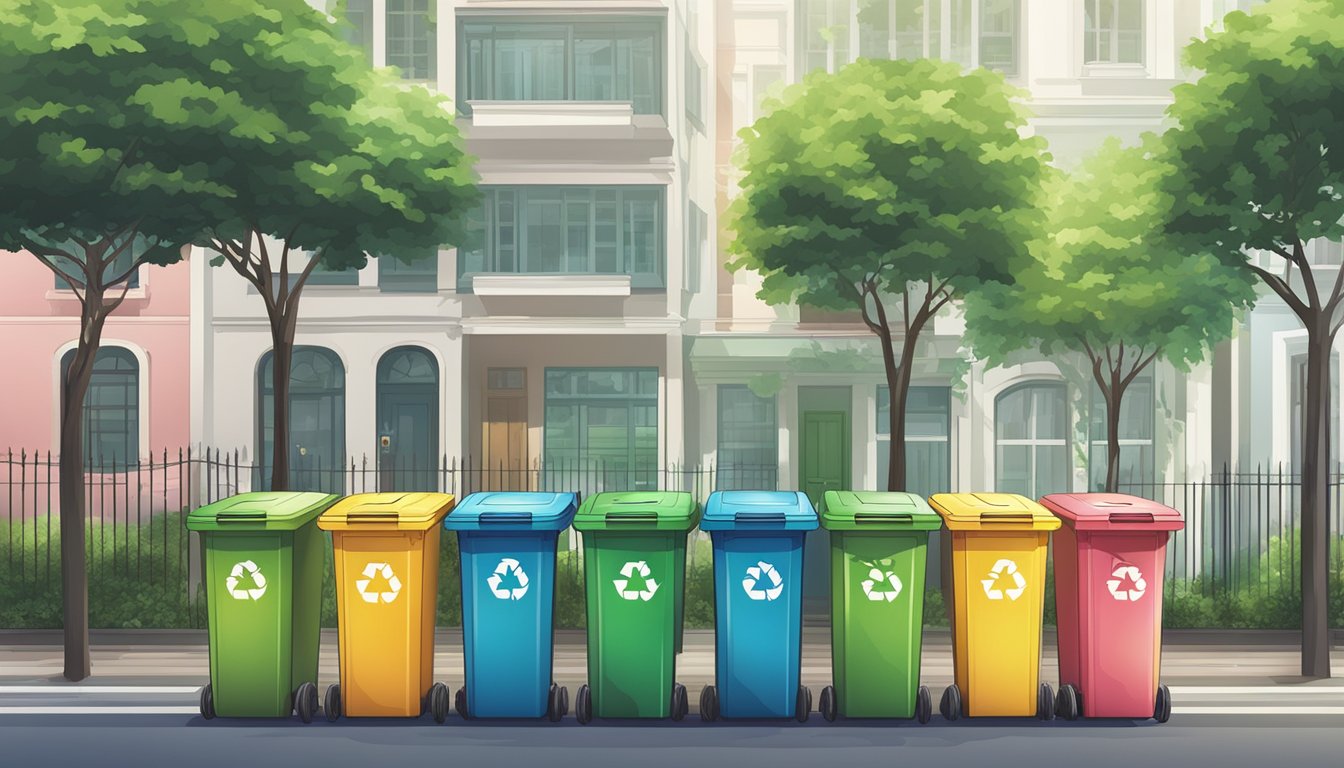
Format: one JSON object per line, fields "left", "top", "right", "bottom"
{"left": 1291, "top": 352, "right": 1340, "bottom": 473}
{"left": 459, "top": 186, "right": 666, "bottom": 290}
{"left": 686, "top": 48, "right": 706, "bottom": 131}
{"left": 1084, "top": 0, "right": 1143, "bottom": 65}
{"left": 459, "top": 18, "right": 663, "bottom": 115}
{"left": 877, "top": 386, "right": 951, "bottom": 496}
{"left": 1087, "top": 372, "right": 1155, "bottom": 490}
{"left": 543, "top": 368, "right": 659, "bottom": 492}
{"left": 378, "top": 250, "right": 438, "bottom": 292}
{"left": 686, "top": 202, "right": 707, "bottom": 294}
{"left": 61, "top": 348, "right": 139, "bottom": 468}
{"left": 54, "top": 247, "right": 140, "bottom": 291}
{"left": 387, "top": 0, "right": 436, "bottom": 82}
{"left": 718, "top": 385, "right": 779, "bottom": 490}
{"left": 995, "top": 382, "right": 1069, "bottom": 497}
{"left": 257, "top": 347, "right": 346, "bottom": 493}
{"left": 340, "top": 0, "right": 374, "bottom": 61}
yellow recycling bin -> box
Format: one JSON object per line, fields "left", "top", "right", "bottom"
{"left": 317, "top": 492, "right": 455, "bottom": 722}
{"left": 929, "top": 493, "right": 1060, "bottom": 721}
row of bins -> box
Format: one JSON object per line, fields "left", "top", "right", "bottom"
{"left": 187, "top": 489, "right": 1181, "bottom": 725}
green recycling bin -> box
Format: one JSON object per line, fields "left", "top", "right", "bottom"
{"left": 571, "top": 491, "right": 700, "bottom": 724}
{"left": 187, "top": 491, "right": 338, "bottom": 722}
{"left": 817, "top": 491, "right": 942, "bottom": 723}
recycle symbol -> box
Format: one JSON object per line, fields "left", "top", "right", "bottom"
{"left": 487, "top": 557, "right": 530, "bottom": 601}
{"left": 355, "top": 562, "right": 401, "bottom": 604}
{"left": 613, "top": 560, "right": 659, "bottom": 602}
{"left": 742, "top": 561, "right": 784, "bottom": 601}
{"left": 1106, "top": 563, "right": 1147, "bottom": 602}
{"left": 225, "top": 560, "right": 267, "bottom": 601}
{"left": 981, "top": 558, "right": 1027, "bottom": 601}
{"left": 860, "top": 567, "right": 902, "bottom": 602}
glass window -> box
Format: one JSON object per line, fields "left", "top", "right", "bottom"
{"left": 801, "top": 0, "right": 1016, "bottom": 75}
{"left": 257, "top": 346, "right": 346, "bottom": 493}
{"left": 378, "top": 249, "right": 438, "bottom": 293}
{"left": 877, "top": 386, "right": 951, "bottom": 496}
{"left": 1084, "top": 0, "right": 1143, "bottom": 65}
{"left": 61, "top": 348, "right": 138, "bottom": 468}
{"left": 718, "top": 385, "right": 778, "bottom": 490}
{"left": 995, "top": 382, "right": 1068, "bottom": 497}
{"left": 543, "top": 368, "right": 659, "bottom": 492}
{"left": 1087, "top": 371, "right": 1155, "bottom": 490}
{"left": 386, "top": 0, "right": 436, "bottom": 82}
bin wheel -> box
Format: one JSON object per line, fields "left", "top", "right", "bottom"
{"left": 1037, "top": 682, "right": 1055, "bottom": 721}
{"left": 699, "top": 685, "right": 719, "bottom": 722}
{"left": 940, "top": 684, "right": 962, "bottom": 722}
{"left": 575, "top": 684, "right": 593, "bottom": 725}
{"left": 454, "top": 686, "right": 468, "bottom": 720}
{"left": 819, "top": 685, "right": 837, "bottom": 722}
{"left": 1154, "top": 684, "right": 1172, "bottom": 724}
{"left": 429, "top": 683, "right": 450, "bottom": 724}
{"left": 1055, "top": 684, "right": 1080, "bottom": 721}
{"left": 671, "top": 682, "right": 689, "bottom": 721}
{"left": 547, "top": 683, "right": 565, "bottom": 723}
{"left": 323, "top": 684, "right": 341, "bottom": 722}
{"left": 915, "top": 685, "right": 932, "bottom": 724}
{"left": 295, "top": 682, "right": 318, "bottom": 724}
{"left": 795, "top": 685, "right": 811, "bottom": 723}
{"left": 199, "top": 683, "right": 215, "bottom": 720}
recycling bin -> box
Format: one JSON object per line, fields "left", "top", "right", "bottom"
{"left": 571, "top": 491, "right": 700, "bottom": 724}
{"left": 317, "top": 492, "right": 455, "bottom": 722}
{"left": 187, "top": 491, "right": 338, "bottom": 722}
{"left": 928, "top": 492, "right": 1060, "bottom": 720}
{"left": 817, "top": 491, "right": 942, "bottom": 722}
{"left": 697, "top": 491, "right": 817, "bottom": 722}
{"left": 445, "top": 491, "right": 578, "bottom": 721}
{"left": 1041, "top": 493, "right": 1184, "bottom": 722}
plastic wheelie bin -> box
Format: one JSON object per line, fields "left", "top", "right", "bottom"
{"left": 317, "top": 492, "right": 455, "bottom": 722}
{"left": 445, "top": 491, "right": 578, "bottom": 721}
{"left": 929, "top": 492, "right": 1060, "bottom": 721}
{"left": 817, "top": 491, "right": 942, "bottom": 723}
{"left": 697, "top": 491, "right": 816, "bottom": 722}
{"left": 187, "top": 491, "right": 338, "bottom": 722}
{"left": 1041, "top": 493, "right": 1184, "bottom": 723}
{"left": 571, "top": 491, "right": 700, "bottom": 724}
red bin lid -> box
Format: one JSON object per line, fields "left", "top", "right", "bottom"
{"left": 1039, "top": 493, "right": 1184, "bottom": 531}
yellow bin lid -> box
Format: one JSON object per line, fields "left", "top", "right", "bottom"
{"left": 318, "top": 492, "right": 455, "bottom": 531}
{"left": 928, "top": 492, "right": 1060, "bottom": 531}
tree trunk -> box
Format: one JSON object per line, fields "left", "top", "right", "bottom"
{"left": 267, "top": 316, "right": 295, "bottom": 492}
{"left": 1299, "top": 325, "right": 1333, "bottom": 678}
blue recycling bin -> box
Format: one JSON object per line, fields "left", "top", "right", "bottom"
{"left": 445, "top": 491, "right": 578, "bottom": 721}
{"left": 698, "top": 490, "right": 818, "bottom": 722}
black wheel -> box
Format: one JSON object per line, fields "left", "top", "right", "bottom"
{"left": 915, "top": 685, "right": 932, "bottom": 724}
{"left": 671, "top": 682, "right": 688, "bottom": 721}
{"left": 430, "top": 682, "right": 450, "bottom": 724}
{"left": 295, "top": 682, "right": 318, "bottom": 724}
{"left": 199, "top": 683, "right": 215, "bottom": 720}
{"left": 1037, "top": 682, "right": 1055, "bottom": 721}
{"left": 699, "top": 685, "right": 719, "bottom": 722}
{"left": 819, "top": 685, "right": 837, "bottom": 722}
{"left": 795, "top": 685, "right": 811, "bottom": 723}
{"left": 575, "top": 684, "right": 593, "bottom": 725}
{"left": 547, "top": 683, "right": 563, "bottom": 723}
{"left": 324, "top": 684, "right": 341, "bottom": 722}
{"left": 1154, "top": 684, "right": 1172, "bottom": 723}
{"left": 1055, "top": 683, "right": 1079, "bottom": 721}
{"left": 940, "top": 684, "right": 962, "bottom": 722}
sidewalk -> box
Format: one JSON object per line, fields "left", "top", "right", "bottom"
{"left": 2, "top": 628, "right": 1342, "bottom": 688}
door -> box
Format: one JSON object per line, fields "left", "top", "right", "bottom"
{"left": 484, "top": 367, "right": 528, "bottom": 491}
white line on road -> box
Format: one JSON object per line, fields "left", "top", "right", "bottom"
{"left": 0, "top": 686, "right": 201, "bottom": 694}
{"left": 1174, "top": 706, "right": 1344, "bottom": 715}
{"left": 0, "top": 706, "right": 199, "bottom": 715}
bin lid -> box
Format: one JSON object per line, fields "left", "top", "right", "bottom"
{"left": 572, "top": 491, "right": 699, "bottom": 532}
{"left": 699, "top": 491, "right": 818, "bottom": 531}
{"left": 928, "top": 492, "right": 1060, "bottom": 531}
{"left": 187, "top": 492, "right": 338, "bottom": 532}
{"left": 445, "top": 492, "right": 577, "bottom": 532}
{"left": 316, "top": 492, "right": 454, "bottom": 531}
{"left": 1039, "top": 493, "right": 1184, "bottom": 532}
{"left": 819, "top": 491, "right": 942, "bottom": 531}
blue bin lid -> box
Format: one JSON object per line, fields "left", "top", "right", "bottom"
{"left": 699, "top": 491, "right": 819, "bottom": 531}
{"left": 444, "top": 492, "right": 577, "bottom": 532}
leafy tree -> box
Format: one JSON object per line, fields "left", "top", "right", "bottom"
{"left": 963, "top": 137, "right": 1255, "bottom": 492}
{"left": 1158, "top": 0, "right": 1344, "bottom": 677}
{"left": 728, "top": 58, "right": 1050, "bottom": 490}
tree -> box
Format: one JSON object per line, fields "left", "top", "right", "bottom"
{"left": 728, "top": 58, "right": 1050, "bottom": 490}
{"left": 963, "top": 137, "right": 1256, "bottom": 492}
{"left": 1158, "top": 0, "right": 1344, "bottom": 677}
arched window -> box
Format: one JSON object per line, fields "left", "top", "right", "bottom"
{"left": 257, "top": 347, "right": 345, "bottom": 492}
{"left": 61, "top": 347, "right": 139, "bottom": 468}
{"left": 376, "top": 346, "right": 440, "bottom": 491}
{"left": 995, "top": 382, "right": 1068, "bottom": 498}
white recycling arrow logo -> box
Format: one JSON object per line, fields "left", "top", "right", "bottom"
{"left": 981, "top": 558, "right": 1027, "bottom": 601}
{"left": 613, "top": 560, "right": 659, "bottom": 602}
{"left": 225, "top": 560, "right": 267, "bottom": 601}
{"left": 742, "top": 561, "right": 784, "bottom": 601}
{"left": 486, "top": 557, "right": 530, "bottom": 601}
{"left": 860, "top": 567, "right": 902, "bottom": 602}
{"left": 355, "top": 562, "right": 402, "bottom": 604}
{"left": 1106, "top": 563, "right": 1147, "bottom": 602}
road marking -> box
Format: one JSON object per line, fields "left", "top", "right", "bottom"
{"left": 0, "top": 686, "right": 201, "bottom": 694}
{"left": 1170, "top": 687, "right": 1344, "bottom": 695}
{"left": 0, "top": 706, "right": 200, "bottom": 715}
{"left": 1174, "top": 706, "right": 1344, "bottom": 715}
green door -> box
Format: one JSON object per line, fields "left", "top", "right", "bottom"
{"left": 800, "top": 408, "right": 850, "bottom": 608}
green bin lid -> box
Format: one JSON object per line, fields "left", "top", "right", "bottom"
{"left": 187, "top": 491, "right": 338, "bottom": 532}
{"left": 572, "top": 491, "right": 700, "bottom": 532}
{"left": 820, "top": 491, "right": 942, "bottom": 531}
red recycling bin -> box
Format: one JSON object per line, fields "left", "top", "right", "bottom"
{"left": 1041, "top": 493, "right": 1184, "bottom": 722}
